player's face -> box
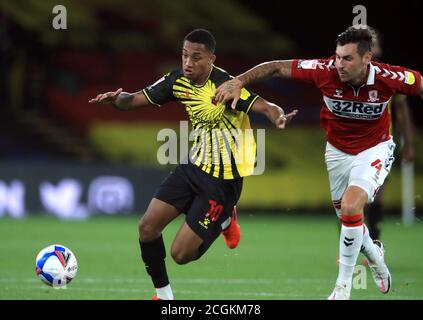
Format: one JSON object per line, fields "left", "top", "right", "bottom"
{"left": 335, "top": 43, "right": 372, "bottom": 84}
{"left": 182, "top": 41, "right": 216, "bottom": 84}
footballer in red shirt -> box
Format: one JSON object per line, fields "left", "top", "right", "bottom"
{"left": 215, "top": 26, "right": 423, "bottom": 300}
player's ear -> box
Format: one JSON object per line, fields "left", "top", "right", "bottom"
{"left": 209, "top": 54, "right": 216, "bottom": 65}
{"left": 363, "top": 51, "right": 372, "bottom": 64}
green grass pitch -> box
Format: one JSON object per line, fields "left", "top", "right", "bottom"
{"left": 1, "top": 214, "right": 422, "bottom": 300}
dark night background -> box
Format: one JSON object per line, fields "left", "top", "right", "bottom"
{"left": 0, "top": 0, "right": 422, "bottom": 214}
{"left": 241, "top": 0, "right": 423, "bottom": 123}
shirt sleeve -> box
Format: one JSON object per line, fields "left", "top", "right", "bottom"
{"left": 391, "top": 66, "right": 422, "bottom": 96}
{"left": 142, "top": 71, "right": 178, "bottom": 106}
{"left": 291, "top": 58, "right": 333, "bottom": 87}
{"left": 233, "top": 87, "right": 259, "bottom": 114}
{"left": 220, "top": 71, "right": 259, "bottom": 114}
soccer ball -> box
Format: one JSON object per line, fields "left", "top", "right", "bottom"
{"left": 35, "top": 244, "right": 78, "bottom": 287}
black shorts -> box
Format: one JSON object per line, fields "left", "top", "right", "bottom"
{"left": 154, "top": 163, "right": 243, "bottom": 247}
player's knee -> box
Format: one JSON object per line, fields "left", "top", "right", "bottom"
{"left": 170, "top": 248, "right": 194, "bottom": 265}
{"left": 138, "top": 218, "right": 158, "bottom": 242}
{"left": 170, "top": 251, "right": 189, "bottom": 265}
{"left": 341, "top": 201, "right": 360, "bottom": 216}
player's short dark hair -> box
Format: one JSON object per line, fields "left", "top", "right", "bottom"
{"left": 336, "top": 26, "right": 373, "bottom": 56}
{"left": 352, "top": 25, "right": 381, "bottom": 48}
{"left": 184, "top": 29, "right": 216, "bottom": 53}
{"left": 354, "top": 25, "right": 383, "bottom": 59}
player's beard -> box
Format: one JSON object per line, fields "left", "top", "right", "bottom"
{"left": 337, "top": 71, "right": 350, "bottom": 83}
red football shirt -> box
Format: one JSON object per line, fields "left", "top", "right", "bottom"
{"left": 291, "top": 57, "right": 421, "bottom": 154}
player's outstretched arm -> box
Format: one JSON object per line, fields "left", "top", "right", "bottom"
{"left": 251, "top": 98, "right": 298, "bottom": 129}
{"left": 215, "top": 60, "right": 293, "bottom": 109}
{"left": 88, "top": 88, "right": 150, "bottom": 110}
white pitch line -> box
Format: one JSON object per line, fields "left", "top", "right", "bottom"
{"left": 2, "top": 285, "right": 417, "bottom": 300}
{"left": 1, "top": 285, "right": 305, "bottom": 298}
{"left": 0, "top": 278, "right": 275, "bottom": 284}
{"left": 0, "top": 277, "right": 328, "bottom": 285}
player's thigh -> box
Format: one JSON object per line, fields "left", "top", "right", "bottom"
{"left": 325, "top": 142, "right": 354, "bottom": 215}
{"left": 194, "top": 181, "right": 241, "bottom": 240}
{"left": 172, "top": 176, "right": 242, "bottom": 259}
{"left": 171, "top": 195, "right": 226, "bottom": 263}
{"left": 171, "top": 221, "right": 204, "bottom": 264}
{"left": 139, "top": 165, "right": 196, "bottom": 240}
{"left": 138, "top": 198, "right": 180, "bottom": 241}
{"left": 142, "top": 197, "right": 180, "bottom": 228}
{"left": 153, "top": 164, "right": 196, "bottom": 213}
{"left": 349, "top": 139, "right": 395, "bottom": 203}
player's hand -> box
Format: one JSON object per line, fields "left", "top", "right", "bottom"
{"left": 214, "top": 78, "right": 243, "bottom": 110}
{"left": 275, "top": 109, "right": 298, "bottom": 129}
{"left": 88, "top": 88, "right": 123, "bottom": 104}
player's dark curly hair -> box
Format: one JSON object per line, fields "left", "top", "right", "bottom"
{"left": 336, "top": 26, "right": 373, "bottom": 56}
{"left": 184, "top": 29, "right": 216, "bottom": 53}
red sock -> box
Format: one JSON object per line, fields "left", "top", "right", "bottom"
{"left": 341, "top": 213, "right": 363, "bottom": 227}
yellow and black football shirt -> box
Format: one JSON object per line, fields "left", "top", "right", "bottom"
{"left": 143, "top": 65, "right": 259, "bottom": 180}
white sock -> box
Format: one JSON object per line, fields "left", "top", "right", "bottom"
{"left": 156, "top": 284, "right": 174, "bottom": 300}
{"left": 361, "top": 224, "right": 382, "bottom": 265}
{"left": 337, "top": 225, "right": 363, "bottom": 286}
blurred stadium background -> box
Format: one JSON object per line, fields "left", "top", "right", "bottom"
{"left": 1, "top": 0, "right": 422, "bottom": 300}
